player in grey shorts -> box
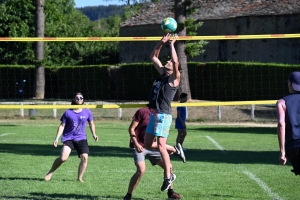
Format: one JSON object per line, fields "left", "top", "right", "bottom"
{"left": 132, "top": 148, "right": 161, "bottom": 164}
{"left": 123, "top": 107, "right": 184, "bottom": 200}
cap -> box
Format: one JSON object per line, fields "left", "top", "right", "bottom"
{"left": 289, "top": 71, "right": 300, "bottom": 91}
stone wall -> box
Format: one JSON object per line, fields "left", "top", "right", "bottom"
{"left": 120, "top": 14, "right": 300, "bottom": 64}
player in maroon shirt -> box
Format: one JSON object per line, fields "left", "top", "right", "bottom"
{"left": 123, "top": 107, "right": 183, "bottom": 200}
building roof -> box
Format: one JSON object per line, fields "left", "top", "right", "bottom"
{"left": 120, "top": 0, "right": 300, "bottom": 27}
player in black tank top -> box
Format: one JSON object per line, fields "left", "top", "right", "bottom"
{"left": 143, "top": 33, "right": 186, "bottom": 193}
{"left": 277, "top": 71, "right": 300, "bottom": 176}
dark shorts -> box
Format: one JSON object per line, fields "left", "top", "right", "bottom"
{"left": 286, "top": 147, "right": 300, "bottom": 176}
{"left": 63, "top": 140, "right": 89, "bottom": 158}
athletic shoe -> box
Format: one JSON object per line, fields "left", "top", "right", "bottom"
{"left": 168, "top": 191, "right": 182, "bottom": 199}
{"left": 182, "top": 147, "right": 187, "bottom": 151}
{"left": 161, "top": 173, "right": 176, "bottom": 191}
{"left": 123, "top": 194, "right": 131, "bottom": 200}
{"left": 174, "top": 143, "right": 186, "bottom": 163}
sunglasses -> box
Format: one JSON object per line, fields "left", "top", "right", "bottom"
{"left": 75, "top": 96, "right": 84, "bottom": 100}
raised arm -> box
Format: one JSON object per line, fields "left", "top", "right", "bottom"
{"left": 169, "top": 34, "right": 180, "bottom": 85}
{"left": 150, "top": 33, "right": 172, "bottom": 74}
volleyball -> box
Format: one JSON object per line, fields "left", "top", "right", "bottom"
{"left": 161, "top": 17, "right": 177, "bottom": 33}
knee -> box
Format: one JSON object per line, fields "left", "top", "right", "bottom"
{"left": 80, "top": 154, "right": 88, "bottom": 164}
{"left": 59, "top": 156, "right": 68, "bottom": 162}
{"left": 136, "top": 169, "right": 146, "bottom": 177}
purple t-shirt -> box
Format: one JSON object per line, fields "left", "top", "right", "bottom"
{"left": 60, "top": 108, "right": 93, "bottom": 142}
{"left": 129, "top": 107, "right": 150, "bottom": 148}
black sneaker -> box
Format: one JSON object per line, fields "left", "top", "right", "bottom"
{"left": 174, "top": 143, "right": 186, "bottom": 163}
{"left": 161, "top": 173, "right": 176, "bottom": 191}
{"left": 168, "top": 191, "right": 182, "bottom": 199}
{"left": 123, "top": 194, "right": 131, "bottom": 200}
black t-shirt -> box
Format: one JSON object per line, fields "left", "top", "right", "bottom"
{"left": 148, "top": 74, "right": 178, "bottom": 114}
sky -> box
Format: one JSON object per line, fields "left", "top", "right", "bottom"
{"left": 74, "top": 0, "right": 125, "bottom": 7}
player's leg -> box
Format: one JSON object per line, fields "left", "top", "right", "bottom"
{"left": 124, "top": 148, "right": 148, "bottom": 200}
{"left": 44, "top": 144, "right": 72, "bottom": 181}
{"left": 144, "top": 133, "right": 156, "bottom": 149}
{"left": 181, "top": 129, "right": 187, "bottom": 146}
{"left": 156, "top": 157, "right": 182, "bottom": 199}
{"left": 76, "top": 140, "right": 90, "bottom": 182}
{"left": 78, "top": 153, "right": 88, "bottom": 182}
{"left": 126, "top": 161, "right": 146, "bottom": 194}
{"left": 176, "top": 129, "right": 184, "bottom": 145}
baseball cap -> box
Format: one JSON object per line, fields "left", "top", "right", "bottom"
{"left": 288, "top": 71, "right": 300, "bottom": 91}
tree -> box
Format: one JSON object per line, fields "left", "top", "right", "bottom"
{"left": 174, "top": 0, "right": 190, "bottom": 100}
{"left": 35, "top": 0, "right": 45, "bottom": 99}
{"left": 174, "top": 0, "right": 207, "bottom": 100}
{"left": 104, "top": 0, "right": 154, "bottom": 6}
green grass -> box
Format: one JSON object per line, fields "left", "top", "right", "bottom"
{"left": 0, "top": 120, "right": 299, "bottom": 200}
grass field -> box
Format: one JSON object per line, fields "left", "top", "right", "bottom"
{"left": 0, "top": 119, "right": 299, "bottom": 200}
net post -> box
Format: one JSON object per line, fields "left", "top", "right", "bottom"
{"left": 218, "top": 105, "right": 221, "bottom": 120}
{"left": 118, "top": 108, "right": 122, "bottom": 119}
{"left": 251, "top": 104, "right": 255, "bottom": 120}
{"left": 185, "top": 106, "right": 188, "bottom": 119}
{"left": 53, "top": 102, "right": 57, "bottom": 118}
{"left": 20, "top": 103, "right": 24, "bottom": 117}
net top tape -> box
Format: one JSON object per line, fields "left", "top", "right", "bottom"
{"left": 0, "top": 100, "right": 277, "bottom": 109}
{"left": 0, "top": 34, "right": 299, "bottom": 41}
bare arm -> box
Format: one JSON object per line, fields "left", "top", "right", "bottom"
{"left": 53, "top": 123, "right": 65, "bottom": 147}
{"left": 169, "top": 34, "right": 180, "bottom": 86}
{"left": 128, "top": 120, "right": 143, "bottom": 152}
{"left": 89, "top": 120, "right": 98, "bottom": 142}
{"left": 276, "top": 99, "right": 287, "bottom": 165}
{"left": 150, "top": 34, "right": 172, "bottom": 74}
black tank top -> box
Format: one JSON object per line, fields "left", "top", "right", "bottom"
{"left": 283, "top": 93, "right": 300, "bottom": 151}
{"left": 148, "top": 73, "right": 179, "bottom": 114}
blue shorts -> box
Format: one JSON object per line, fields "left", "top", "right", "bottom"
{"left": 146, "top": 110, "right": 172, "bottom": 138}
{"left": 175, "top": 118, "right": 186, "bottom": 129}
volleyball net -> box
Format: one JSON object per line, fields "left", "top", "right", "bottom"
{"left": 0, "top": 34, "right": 299, "bottom": 121}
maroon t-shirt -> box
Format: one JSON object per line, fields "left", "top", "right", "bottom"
{"left": 129, "top": 107, "right": 150, "bottom": 148}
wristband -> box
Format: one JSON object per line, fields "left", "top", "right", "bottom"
{"left": 55, "top": 137, "right": 59, "bottom": 141}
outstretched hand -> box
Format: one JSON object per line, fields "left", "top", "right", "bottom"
{"left": 161, "top": 33, "right": 172, "bottom": 43}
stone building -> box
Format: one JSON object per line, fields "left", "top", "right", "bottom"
{"left": 119, "top": 0, "right": 300, "bottom": 64}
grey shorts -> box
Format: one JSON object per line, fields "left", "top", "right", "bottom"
{"left": 131, "top": 148, "right": 162, "bottom": 166}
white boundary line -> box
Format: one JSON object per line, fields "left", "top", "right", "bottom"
{"left": 206, "top": 135, "right": 284, "bottom": 200}
{"left": 243, "top": 170, "right": 283, "bottom": 200}
{"left": 205, "top": 135, "right": 227, "bottom": 154}
{"left": 0, "top": 133, "right": 16, "bottom": 136}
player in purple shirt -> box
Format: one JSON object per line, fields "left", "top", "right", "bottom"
{"left": 44, "top": 92, "right": 98, "bottom": 182}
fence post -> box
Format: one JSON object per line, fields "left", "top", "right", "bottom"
{"left": 185, "top": 106, "right": 188, "bottom": 120}
{"left": 251, "top": 104, "right": 255, "bottom": 120}
{"left": 218, "top": 105, "right": 221, "bottom": 120}
{"left": 118, "top": 108, "right": 122, "bottom": 119}
{"left": 53, "top": 102, "right": 57, "bottom": 118}
{"left": 20, "top": 103, "right": 24, "bottom": 117}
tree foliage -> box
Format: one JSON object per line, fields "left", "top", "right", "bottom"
{"left": 0, "top": 0, "right": 123, "bottom": 65}
{"left": 183, "top": 1, "right": 208, "bottom": 58}
{"left": 77, "top": 5, "right": 125, "bottom": 21}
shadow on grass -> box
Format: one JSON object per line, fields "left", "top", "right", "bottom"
{"left": 0, "top": 192, "right": 143, "bottom": 200}
{"left": 0, "top": 193, "right": 98, "bottom": 200}
{"left": 0, "top": 124, "right": 19, "bottom": 127}
{"left": 0, "top": 177, "right": 44, "bottom": 181}
{"left": 0, "top": 143, "right": 279, "bottom": 165}
{"left": 183, "top": 149, "right": 279, "bottom": 165}
{"left": 0, "top": 143, "right": 131, "bottom": 158}
{"left": 189, "top": 126, "right": 276, "bottom": 135}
